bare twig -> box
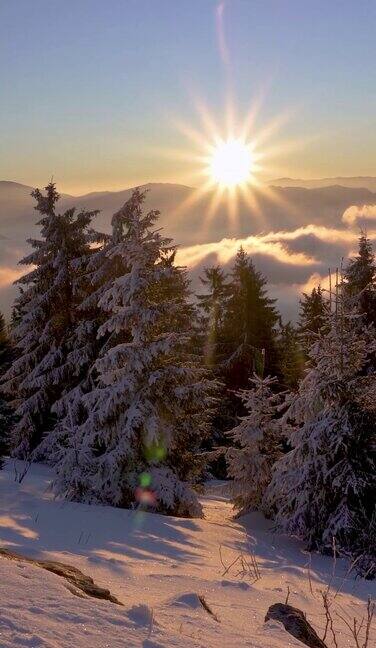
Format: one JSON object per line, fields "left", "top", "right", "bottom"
{"left": 321, "top": 590, "right": 338, "bottom": 648}
{"left": 363, "top": 598, "right": 375, "bottom": 648}
{"left": 219, "top": 544, "right": 261, "bottom": 583}
{"left": 198, "top": 595, "right": 220, "bottom": 623}
{"left": 305, "top": 551, "right": 315, "bottom": 597}
{"left": 336, "top": 598, "right": 374, "bottom": 648}
{"left": 148, "top": 607, "right": 154, "bottom": 637}
{"left": 13, "top": 456, "right": 32, "bottom": 484}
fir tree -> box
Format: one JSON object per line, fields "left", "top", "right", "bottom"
{"left": 265, "top": 295, "right": 376, "bottom": 575}
{"left": 0, "top": 312, "right": 13, "bottom": 463}
{"left": 0, "top": 311, "right": 9, "bottom": 362}
{"left": 36, "top": 197, "right": 131, "bottom": 464}
{"left": 196, "top": 266, "right": 231, "bottom": 478}
{"left": 298, "top": 285, "right": 328, "bottom": 341}
{"left": 277, "top": 321, "right": 304, "bottom": 390}
{"left": 1, "top": 183, "right": 101, "bottom": 458}
{"left": 344, "top": 230, "right": 376, "bottom": 326}
{"left": 226, "top": 375, "right": 284, "bottom": 515}
{"left": 223, "top": 247, "right": 279, "bottom": 389}
{"left": 52, "top": 189, "right": 217, "bottom": 517}
{"left": 197, "top": 265, "right": 230, "bottom": 368}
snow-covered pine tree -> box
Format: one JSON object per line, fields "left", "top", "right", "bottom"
{"left": 226, "top": 375, "right": 284, "bottom": 515}
{"left": 197, "top": 265, "right": 230, "bottom": 368}
{"left": 39, "top": 195, "right": 138, "bottom": 463}
{"left": 1, "top": 183, "right": 101, "bottom": 458}
{"left": 344, "top": 230, "right": 376, "bottom": 327}
{"left": 223, "top": 247, "right": 280, "bottom": 389}
{"left": 0, "top": 311, "right": 13, "bottom": 464}
{"left": 265, "top": 292, "right": 376, "bottom": 575}
{"left": 53, "top": 188, "right": 217, "bottom": 517}
{"left": 195, "top": 266, "right": 232, "bottom": 479}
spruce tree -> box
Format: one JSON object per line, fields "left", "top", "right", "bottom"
{"left": 223, "top": 247, "right": 279, "bottom": 389}
{"left": 196, "top": 266, "right": 231, "bottom": 478}
{"left": 1, "top": 183, "right": 100, "bottom": 458}
{"left": 197, "top": 265, "right": 230, "bottom": 368}
{"left": 227, "top": 375, "right": 284, "bottom": 515}
{"left": 41, "top": 223, "right": 116, "bottom": 458}
{"left": 52, "top": 189, "right": 217, "bottom": 517}
{"left": 0, "top": 312, "right": 9, "bottom": 367}
{"left": 265, "top": 295, "right": 376, "bottom": 575}
{"left": 0, "top": 312, "right": 13, "bottom": 463}
{"left": 298, "top": 286, "right": 328, "bottom": 339}
{"left": 277, "top": 321, "right": 304, "bottom": 390}
{"left": 37, "top": 198, "right": 134, "bottom": 466}
{"left": 344, "top": 230, "right": 376, "bottom": 326}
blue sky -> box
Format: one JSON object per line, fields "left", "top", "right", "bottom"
{"left": 1, "top": 0, "right": 376, "bottom": 193}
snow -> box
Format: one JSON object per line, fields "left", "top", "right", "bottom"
{"left": 0, "top": 462, "right": 374, "bottom": 647}
{"left": 48, "top": 188, "right": 216, "bottom": 517}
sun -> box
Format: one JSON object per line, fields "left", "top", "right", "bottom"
{"left": 164, "top": 93, "right": 300, "bottom": 232}
{"left": 209, "top": 138, "right": 254, "bottom": 188}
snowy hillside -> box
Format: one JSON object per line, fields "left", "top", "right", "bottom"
{"left": 0, "top": 462, "right": 374, "bottom": 647}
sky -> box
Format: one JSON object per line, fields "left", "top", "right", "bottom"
{"left": 1, "top": 0, "right": 376, "bottom": 194}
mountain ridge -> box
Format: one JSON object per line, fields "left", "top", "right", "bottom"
{"left": 271, "top": 176, "right": 376, "bottom": 191}
{"left": 1, "top": 180, "right": 375, "bottom": 244}
{"left": 1, "top": 179, "right": 376, "bottom": 318}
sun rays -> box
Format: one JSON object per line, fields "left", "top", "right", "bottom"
{"left": 158, "top": 93, "right": 303, "bottom": 238}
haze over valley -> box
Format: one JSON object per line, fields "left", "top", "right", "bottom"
{"left": 1, "top": 178, "right": 375, "bottom": 320}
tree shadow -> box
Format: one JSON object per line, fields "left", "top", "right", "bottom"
{"left": 233, "top": 511, "right": 374, "bottom": 604}
{"left": 0, "top": 465, "right": 205, "bottom": 580}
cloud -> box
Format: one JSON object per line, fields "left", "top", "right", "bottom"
{"left": 0, "top": 267, "right": 24, "bottom": 318}
{"left": 0, "top": 266, "right": 24, "bottom": 288}
{"left": 177, "top": 231, "right": 318, "bottom": 269}
{"left": 342, "top": 204, "right": 376, "bottom": 226}
{"left": 177, "top": 221, "right": 376, "bottom": 321}
{"left": 176, "top": 224, "right": 365, "bottom": 274}
{"left": 1, "top": 209, "right": 376, "bottom": 321}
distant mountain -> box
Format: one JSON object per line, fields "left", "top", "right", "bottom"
{"left": 1, "top": 180, "right": 375, "bottom": 247}
{"left": 0, "top": 181, "right": 72, "bottom": 240}
{"left": 271, "top": 176, "right": 376, "bottom": 191}
{"left": 1, "top": 179, "right": 376, "bottom": 316}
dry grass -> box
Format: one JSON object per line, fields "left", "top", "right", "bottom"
{"left": 219, "top": 544, "right": 262, "bottom": 583}
{"left": 304, "top": 539, "right": 375, "bottom": 648}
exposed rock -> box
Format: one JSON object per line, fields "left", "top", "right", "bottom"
{"left": 0, "top": 547, "right": 123, "bottom": 605}
{"left": 265, "top": 603, "right": 328, "bottom": 648}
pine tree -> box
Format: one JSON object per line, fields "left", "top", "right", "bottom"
{"left": 196, "top": 266, "right": 231, "bottom": 478}
{"left": 277, "top": 321, "right": 304, "bottom": 390}
{"left": 223, "top": 247, "right": 280, "bottom": 389}
{"left": 0, "top": 312, "right": 13, "bottom": 464}
{"left": 1, "top": 183, "right": 101, "bottom": 458}
{"left": 40, "top": 192, "right": 149, "bottom": 463}
{"left": 226, "top": 375, "right": 284, "bottom": 515}
{"left": 265, "top": 295, "right": 376, "bottom": 575}
{"left": 344, "top": 230, "right": 376, "bottom": 326}
{"left": 298, "top": 285, "right": 328, "bottom": 341}
{"left": 197, "top": 265, "right": 230, "bottom": 368}
{"left": 52, "top": 189, "right": 217, "bottom": 517}
{"left": 0, "top": 312, "right": 9, "bottom": 363}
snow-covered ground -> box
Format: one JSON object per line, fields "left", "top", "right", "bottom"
{"left": 0, "top": 462, "right": 374, "bottom": 647}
